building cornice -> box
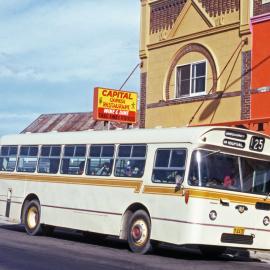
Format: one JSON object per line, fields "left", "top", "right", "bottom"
{"left": 147, "top": 91, "right": 242, "bottom": 109}
{"left": 148, "top": 0, "right": 169, "bottom": 5}
{"left": 139, "top": 50, "right": 147, "bottom": 59}
{"left": 147, "top": 22, "right": 240, "bottom": 50}
{"left": 251, "top": 12, "right": 270, "bottom": 24}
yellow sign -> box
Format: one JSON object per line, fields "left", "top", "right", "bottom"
{"left": 93, "top": 87, "right": 138, "bottom": 123}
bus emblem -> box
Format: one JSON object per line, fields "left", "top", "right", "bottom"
{"left": 235, "top": 205, "right": 248, "bottom": 214}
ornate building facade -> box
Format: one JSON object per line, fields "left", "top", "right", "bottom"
{"left": 139, "top": 0, "right": 252, "bottom": 128}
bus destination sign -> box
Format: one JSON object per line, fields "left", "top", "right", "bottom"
{"left": 223, "top": 139, "right": 245, "bottom": 149}
{"left": 225, "top": 130, "right": 247, "bottom": 140}
{"left": 93, "top": 87, "right": 137, "bottom": 124}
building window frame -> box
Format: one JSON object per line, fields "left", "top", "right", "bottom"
{"left": 175, "top": 60, "right": 207, "bottom": 99}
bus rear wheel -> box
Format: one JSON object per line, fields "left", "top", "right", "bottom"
{"left": 23, "top": 199, "right": 42, "bottom": 236}
{"left": 127, "top": 210, "right": 151, "bottom": 254}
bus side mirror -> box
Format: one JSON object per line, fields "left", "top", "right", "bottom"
{"left": 175, "top": 175, "right": 184, "bottom": 192}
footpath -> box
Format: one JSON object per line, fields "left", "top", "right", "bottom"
{"left": 0, "top": 216, "right": 269, "bottom": 262}
{"left": 249, "top": 250, "right": 270, "bottom": 262}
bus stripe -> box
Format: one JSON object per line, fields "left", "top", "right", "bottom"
{"left": 0, "top": 199, "right": 22, "bottom": 205}
{"left": 1, "top": 173, "right": 270, "bottom": 206}
{"left": 0, "top": 173, "right": 143, "bottom": 193}
{"left": 143, "top": 186, "right": 270, "bottom": 205}
{"left": 42, "top": 204, "right": 122, "bottom": 216}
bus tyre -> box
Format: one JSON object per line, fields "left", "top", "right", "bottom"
{"left": 23, "top": 200, "right": 42, "bottom": 236}
{"left": 127, "top": 210, "right": 151, "bottom": 254}
{"left": 199, "top": 245, "right": 227, "bottom": 258}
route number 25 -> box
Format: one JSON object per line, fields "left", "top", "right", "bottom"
{"left": 249, "top": 136, "right": 265, "bottom": 152}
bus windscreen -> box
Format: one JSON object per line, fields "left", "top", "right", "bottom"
{"left": 188, "top": 150, "right": 270, "bottom": 195}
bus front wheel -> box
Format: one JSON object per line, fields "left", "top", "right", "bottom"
{"left": 23, "top": 199, "right": 42, "bottom": 236}
{"left": 127, "top": 210, "right": 151, "bottom": 254}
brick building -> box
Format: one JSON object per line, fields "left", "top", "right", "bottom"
{"left": 139, "top": 0, "right": 252, "bottom": 128}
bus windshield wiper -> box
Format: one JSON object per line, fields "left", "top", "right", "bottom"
{"left": 203, "top": 150, "right": 221, "bottom": 158}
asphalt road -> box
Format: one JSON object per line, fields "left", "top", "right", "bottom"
{"left": 0, "top": 224, "right": 269, "bottom": 270}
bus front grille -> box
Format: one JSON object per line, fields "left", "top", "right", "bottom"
{"left": 221, "top": 233, "right": 253, "bottom": 245}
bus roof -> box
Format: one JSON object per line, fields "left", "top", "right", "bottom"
{"left": 0, "top": 126, "right": 269, "bottom": 146}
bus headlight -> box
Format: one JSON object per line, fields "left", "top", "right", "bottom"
{"left": 209, "top": 210, "right": 217, "bottom": 221}
{"left": 263, "top": 216, "right": 270, "bottom": 226}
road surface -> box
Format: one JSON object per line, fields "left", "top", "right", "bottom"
{"left": 0, "top": 224, "right": 269, "bottom": 270}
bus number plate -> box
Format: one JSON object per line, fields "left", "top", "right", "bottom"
{"left": 249, "top": 136, "right": 265, "bottom": 152}
{"left": 233, "top": 227, "right": 245, "bottom": 235}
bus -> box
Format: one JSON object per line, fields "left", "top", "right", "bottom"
{"left": 0, "top": 126, "right": 270, "bottom": 255}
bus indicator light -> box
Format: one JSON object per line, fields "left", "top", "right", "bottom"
{"left": 209, "top": 210, "right": 217, "bottom": 221}
{"left": 185, "top": 190, "right": 190, "bottom": 204}
{"left": 263, "top": 216, "right": 270, "bottom": 226}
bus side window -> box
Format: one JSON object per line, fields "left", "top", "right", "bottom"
{"left": 115, "top": 144, "right": 146, "bottom": 178}
{"left": 38, "top": 145, "right": 61, "bottom": 174}
{"left": 0, "top": 146, "right": 18, "bottom": 172}
{"left": 17, "top": 146, "right": 38, "bottom": 173}
{"left": 152, "top": 149, "right": 186, "bottom": 184}
{"left": 60, "top": 145, "right": 86, "bottom": 175}
{"left": 86, "top": 145, "right": 114, "bottom": 176}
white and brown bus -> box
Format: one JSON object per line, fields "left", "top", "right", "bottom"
{"left": 0, "top": 126, "right": 270, "bottom": 255}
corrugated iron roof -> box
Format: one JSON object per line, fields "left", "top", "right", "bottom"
{"left": 21, "top": 112, "right": 138, "bottom": 133}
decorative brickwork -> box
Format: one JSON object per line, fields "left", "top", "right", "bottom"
{"left": 150, "top": 0, "right": 240, "bottom": 33}
{"left": 150, "top": 0, "right": 187, "bottom": 33}
{"left": 140, "top": 72, "right": 147, "bottom": 128}
{"left": 165, "top": 43, "right": 217, "bottom": 100}
{"left": 254, "top": 0, "right": 270, "bottom": 16}
{"left": 241, "top": 51, "right": 251, "bottom": 120}
{"left": 199, "top": 0, "right": 240, "bottom": 17}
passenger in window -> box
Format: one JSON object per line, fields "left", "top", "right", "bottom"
{"left": 125, "top": 166, "right": 132, "bottom": 177}
{"left": 189, "top": 176, "right": 199, "bottom": 186}
{"left": 96, "top": 162, "right": 111, "bottom": 176}
{"left": 166, "top": 170, "right": 179, "bottom": 183}
{"left": 152, "top": 170, "right": 165, "bottom": 183}
{"left": 206, "top": 178, "right": 219, "bottom": 187}
{"left": 78, "top": 161, "right": 85, "bottom": 175}
{"left": 131, "top": 166, "right": 140, "bottom": 177}
{"left": 223, "top": 172, "right": 236, "bottom": 189}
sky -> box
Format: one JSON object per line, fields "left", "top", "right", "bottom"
{"left": 0, "top": 0, "right": 140, "bottom": 136}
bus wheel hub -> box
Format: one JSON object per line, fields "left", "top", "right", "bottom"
{"left": 131, "top": 219, "right": 148, "bottom": 245}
